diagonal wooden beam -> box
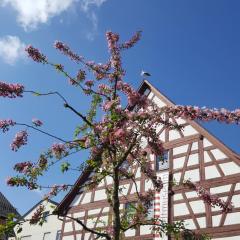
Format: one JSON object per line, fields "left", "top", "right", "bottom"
{"left": 219, "top": 183, "right": 236, "bottom": 227}
{"left": 207, "top": 150, "right": 225, "bottom": 177}
{"left": 182, "top": 192, "right": 200, "bottom": 229}
{"left": 180, "top": 143, "right": 192, "bottom": 183}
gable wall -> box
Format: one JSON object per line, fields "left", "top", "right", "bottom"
{"left": 148, "top": 86, "right": 240, "bottom": 239}
{"left": 61, "top": 83, "right": 240, "bottom": 240}
{"left": 14, "top": 201, "right": 62, "bottom": 240}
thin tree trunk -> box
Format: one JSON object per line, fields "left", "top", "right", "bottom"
{"left": 113, "top": 167, "right": 121, "bottom": 240}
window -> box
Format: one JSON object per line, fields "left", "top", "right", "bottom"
{"left": 125, "top": 201, "right": 154, "bottom": 221}
{"left": 143, "top": 88, "right": 151, "bottom": 96}
{"left": 125, "top": 202, "right": 136, "bottom": 220}
{"left": 43, "top": 232, "right": 51, "bottom": 240}
{"left": 156, "top": 151, "right": 169, "bottom": 171}
{"left": 146, "top": 200, "right": 154, "bottom": 220}
{"left": 55, "top": 230, "right": 62, "bottom": 240}
{"left": 119, "top": 160, "right": 131, "bottom": 180}
{"left": 42, "top": 211, "right": 50, "bottom": 221}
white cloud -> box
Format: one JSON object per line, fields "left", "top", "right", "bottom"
{"left": 0, "top": 0, "right": 107, "bottom": 40}
{"left": 86, "top": 12, "right": 98, "bottom": 41}
{"left": 81, "top": 0, "right": 107, "bottom": 41}
{"left": 0, "top": 35, "right": 26, "bottom": 65}
{"left": 0, "top": 0, "right": 76, "bottom": 31}
{"left": 80, "top": 0, "right": 107, "bottom": 12}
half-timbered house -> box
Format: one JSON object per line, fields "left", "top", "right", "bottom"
{"left": 56, "top": 80, "right": 240, "bottom": 240}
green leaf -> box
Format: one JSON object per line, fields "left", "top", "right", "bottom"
{"left": 61, "top": 162, "right": 70, "bottom": 173}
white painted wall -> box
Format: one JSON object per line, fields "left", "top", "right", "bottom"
{"left": 13, "top": 200, "right": 62, "bottom": 240}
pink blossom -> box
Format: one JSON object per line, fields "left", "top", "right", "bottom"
{"left": 120, "top": 31, "right": 142, "bottom": 49}
{"left": 6, "top": 177, "right": 14, "bottom": 186}
{"left": 30, "top": 205, "right": 45, "bottom": 224}
{"left": 163, "top": 105, "right": 240, "bottom": 124}
{"left": 0, "top": 119, "right": 16, "bottom": 132}
{"left": 68, "top": 78, "right": 77, "bottom": 86}
{"left": 106, "top": 31, "right": 119, "bottom": 50}
{"left": 38, "top": 155, "right": 48, "bottom": 169}
{"left": 6, "top": 176, "right": 37, "bottom": 189}
{"left": 94, "top": 124, "right": 103, "bottom": 133}
{"left": 25, "top": 45, "right": 47, "bottom": 63}
{"left": 98, "top": 84, "right": 111, "bottom": 94}
{"left": 85, "top": 80, "right": 94, "bottom": 87}
{"left": 76, "top": 70, "right": 86, "bottom": 82}
{"left": 114, "top": 128, "right": 125, "bottom": 139}
{"left": 0, "top": 81, "right": 24, "bottom": 98}
{"left": 103, "top": 100, "right": 115, "bottom": 111}
{"left": 84, "top": 137, "right": 91, "bottom": 148}
{"left": 184, "top": 180, "right": 233, "bottom": 213}
{"left": 54, "top": 41, "right": 82, "bottom": 63}
{"left": 51, "top": 143, "right": 66, "bottom": 158}
{"left": 14, "top": 161, "right": 33, "bottom": 173}
{"left": 32, "top": 118, "right": 43, "bottom": 127}
{"left": 10, "top": 130, "right": 28, "bottom": 151}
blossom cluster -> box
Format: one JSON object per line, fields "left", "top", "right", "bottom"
{"left": 106, "top": 32, "right": 122, "bottom": 72}
{"left": 184, "top": 180, "right": 233, "bottom": 212}
{"left": 10, "top": 130, "right": 28, "bottom": 151}
{"left": 25, "top": 45, "right": 47, "bottom": 63}
{"left": 14, "top": 161, "right": 33, "bottom": 174}
{"left": 51, "top": 143, "right": 66, "bottom": 159}
{"left": 141, "top": 162, "right": 163, "bottom": 192}
{"left": 164, "top": 105, "right": 240, "bottom": 124}
{"left": 139, "top": 190, "right": 154, "bottom": 210}
{"left": 98, "top": 84, "right": 111, "bottom": 94}
{"left": 54, "top": 41, "right": 82, "bottom": 63}
{"left": 0, "top": 81, "right": 24, "bottom": 98}
{"left": 44, "top": 184, "right": 68, "bottom": 200}
{"left": 32, "top": 118, "right": 43, "bottom": 127}
{"left": 120, "top": 31, "right": 142, "bottom": 49}
{"left": 6, "top": 176, "right": 37, "bottom": 190}
{"left": 29, "top": 205, "right": 45, "bottom": 225}
{"left": 38, "top": 155, "right": 48, "bottom": 169}
{"left": 0, "top": 119, "right": 15, "bottom": 132}
{"left": 117, "top": 81, "right": 147, "bottom": 107}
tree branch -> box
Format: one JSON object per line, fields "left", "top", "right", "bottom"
{"left": 16, "top": 123, "right": 68, "bottom": 143}
{"left": 62, "top": 215, "right": 111, "bottom": 240}
{"left": 64, "top": 103, "right": 94, "bottom": 127}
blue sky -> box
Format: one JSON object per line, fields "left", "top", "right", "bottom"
{"left": 0, "top": 0, "right": 240, "bottom": 214}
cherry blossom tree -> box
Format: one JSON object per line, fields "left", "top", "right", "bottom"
{"left": 0, "top": 31, "right": 238, "bottom": 240}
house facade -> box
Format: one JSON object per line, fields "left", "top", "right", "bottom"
{"left": 56, "top": 81, "right": 240, "bottom": 240}
{"left": 13, "top": 200, "right": 62, "bottom": 240}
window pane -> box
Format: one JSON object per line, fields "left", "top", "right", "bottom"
{"left": 43, "top": 232, "right": 51, "bottom": 240}
{"left": 125, "top": 202, "right": 136, "bottom": 220}
{"left": 156, "top": 151, "right": 169, "bottom": 171}
{"left": 56, "top": 230, "right": 62, "bottom": 240}
{"left": 146, "top": 200, "right": 154, "bottom": 220}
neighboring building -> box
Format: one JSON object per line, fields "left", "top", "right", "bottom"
{"left": 0, "top": 192, "right": 20, "bottom": 240}
{"left": 14, "top": 200, "right": 62, "bottom": 240}
{"left": 55, "top": 80, "right": 240, "bottom": 239}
